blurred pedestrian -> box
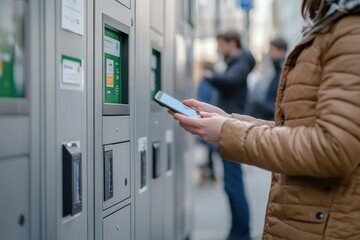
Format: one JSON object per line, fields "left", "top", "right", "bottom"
{"left": 246, "top": 38, "right": 288, "bottom": 120}
{"left": 170, "top": 0, "right": 360, "bottom": 239}
{"left": 197, "top": 61, "right": 217, "bottom": 182}
{"left": 203, "top": 30, "right": 256, "bottom": 240}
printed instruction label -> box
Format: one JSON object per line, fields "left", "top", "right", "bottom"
{"left": 106, "top": 59, "right": 114, "bottom": 87}
{"left": 61, "top": 0, "right": 84, "bottom": 35}
{"left": 104, "top": 36, "right": 121, "bottom": 57}
{"left": 60, "top": 55, "right": 84, "bottom": 91}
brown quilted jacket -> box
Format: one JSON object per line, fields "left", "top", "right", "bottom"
{"left": 219, "top": 15, "right": 360, "bottom": 239}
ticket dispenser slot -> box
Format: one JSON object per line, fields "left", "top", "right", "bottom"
{"left": 103, "top": 143, "right": 130, "bottom": 210}
{"left": 167, "top": 143, "right": 172, "bottom": 172}
{"left": 140, "top": 149, "right": 147, "bottom": 189}
{"left": 152, "top": 142, "right": 161, "bottom": 179}
{"left": 62, "top": 142, "right": 82, "bottom": 217}
{"left": 104, "top": 149, "right": 114, "bottom": 201}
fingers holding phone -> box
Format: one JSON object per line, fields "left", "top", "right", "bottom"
{"left": 155, "top": 91, "right": 200, "bottom": 118}
{"left": 172, "top": 111, "right": 228, "bottom": 144}
{"left": 182, "top": 99, "right": 230, "bottom": 118}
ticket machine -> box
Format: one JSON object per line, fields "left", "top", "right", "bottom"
{"left": 0, "top": 1, "right": 37, "bottom": 239}
{"left": 94, "top": 1, "right": 134, "bottom": 239}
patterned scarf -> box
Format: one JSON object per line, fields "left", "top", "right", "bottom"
{"left": 303, "top": 0, "right": 360, "bottom": 36}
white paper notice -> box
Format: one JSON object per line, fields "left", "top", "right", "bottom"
{"left": 138, "top": 137, "right": 148, "bottom": 194}
{"left": 165, "top": 129, "right": 174, "bottom": 143}
{"left": 61, "top": 55, "right": 84, "bottom": 91}
{"left": 61, "top": 0, "right": 84, "bottom": 35}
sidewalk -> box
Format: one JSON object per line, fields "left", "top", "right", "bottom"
{"left": 192, "top": 147, "right": 271, "bottom": 240}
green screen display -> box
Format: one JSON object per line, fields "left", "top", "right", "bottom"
{"left": 104, "top": 28, "right": 122, "bottom": 104}
{"left": 0, "top": 1, "right": 26, "bottom": 98}
{"left": 151, "top": 49, "right": 161, "bottom": 101}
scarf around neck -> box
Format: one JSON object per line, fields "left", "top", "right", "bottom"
{"left": 303, "top": 0, "right": 360, "bottom": 36}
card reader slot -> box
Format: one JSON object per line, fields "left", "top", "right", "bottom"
{"left": 152, "top": 142, "right": 161, "bottom": 179}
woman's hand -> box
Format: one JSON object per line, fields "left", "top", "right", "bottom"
{"left": 169, "top": 110, "right": 229, "bottom": 144}
{"left": 183, "top": 99, "right": 231, "bottom": 118}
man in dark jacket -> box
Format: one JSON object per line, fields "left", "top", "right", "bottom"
{"left": 204, "top": 31, "right": 256, "bottom": 115}
{"left": 203, "top": 30, "right": 256, "bottom": 240}
{"left": 247, "top": 38, "right": 287, "bottom": 120}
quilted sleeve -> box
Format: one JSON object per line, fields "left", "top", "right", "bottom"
{"left": 220, "top": 16, "right": 360, "bottom": 177}
{"left": 231, "top": 114, "right": 275, "bottom": 127}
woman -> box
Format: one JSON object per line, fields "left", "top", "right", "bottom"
{"left": 170, "top": 0, "right": 360, "bottom": 239}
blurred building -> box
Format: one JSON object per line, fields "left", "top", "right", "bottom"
{"left": 272, "top": 0, "right": 305, "bottom": 49}
{"left": 194, "top": 0, "right": 274, "bottom": 84}
{"left": 195, "top": 0, "right": 246, "bottom": 39}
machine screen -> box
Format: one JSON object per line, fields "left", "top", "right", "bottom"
{"left": 0, "top": 1, "right": 26, "bottom": 98}
{"left": 104, "top": 28, "right": 122, "bottom": 104}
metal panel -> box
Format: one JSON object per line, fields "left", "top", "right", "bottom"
{"left": 115, "top": 0, "right": 131, "bottom": 9}
{"left": 162, "top": 0, "right": 176, "bottom": 238}
{"left": 103, "top": 116, "right": 130, "bottom": 145}
{"left": 149, "top": 27, "right": 165, "bottom": 240}
{"left": 0, "top": 156, "right": 29, "bottom": 240}
{"left": 0, "top": 1, "right": 41, "bottom": 240}
{"left": 149, "top": 120, "right": 164, "bottom": 240}
{"left": 103, "top": 142, "right": 131, "bottom": 210}
{"left": 0, "top": 116, "right": 29, "bottom": 158}
{"left": 150, "top": 0, "right": 164, "bottom": 34}
{"left": 134, "top": 0, "right": 151, "bottom": 238}
{"left": 43, "top": 0, "right": 57, "bottom": 239}
{"left": 94, "top": 1, "right": 135, "bottom": 239}
{"left": 150, "top": 30, "right": 164, "bottom": 49}
{"left": 174, "top": 1, "right": 196, "bottom": 237}
{"left": 86, "top": 0, "right": 95, "bottom": 239}
{"left": 103, "top": 205, "right": 131, "bottom": 240}
{"left": 54, "top": 0, "right": 89, "bottom": 238}
{"left": 28, "top": 0, "right": 41, "bottom": 239}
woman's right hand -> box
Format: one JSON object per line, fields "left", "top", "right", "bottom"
{"left": 183, "top": 99, "right": 231, "bottom": 118}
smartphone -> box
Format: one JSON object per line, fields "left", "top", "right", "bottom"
{"left": 154, "top": 91, "right": 200, "bottom": 118}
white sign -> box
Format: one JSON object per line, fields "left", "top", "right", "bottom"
{"left": 138, "top": 137, "right": 147, "bottom": 152}
{"left": 165, "top": 129, "right": 174, "bottom": 143}
{"left": 138, "top": 137, "right": 148, "bottom": 194}
{"left": 61, "top": 0, "right": 84, "bottom": 35}
{"left": 60, "top": 55, "right": 84, "bottom": 91}
{"left": 104, "top": 36, "right": 121, "bottom": 57}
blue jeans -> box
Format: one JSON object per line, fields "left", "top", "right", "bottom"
{"left": 223, "top": 159, "right": 250, "bottom": 240}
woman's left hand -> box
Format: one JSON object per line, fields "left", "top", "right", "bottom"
{"left": 169, "top": 110, "right": 229, "bottom": 144}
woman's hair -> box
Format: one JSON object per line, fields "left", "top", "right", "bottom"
{"left": 301, "top": 0, "right": 328, "bottom": 22}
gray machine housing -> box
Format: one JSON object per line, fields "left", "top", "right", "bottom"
{"left": 0, "top": 0, "right": 196, "bottom": 240}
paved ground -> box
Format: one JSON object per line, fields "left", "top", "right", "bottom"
{"left": 191, "top": 145, "right": 271, "bottom": 240}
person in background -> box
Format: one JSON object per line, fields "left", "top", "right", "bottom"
{"left": 202, "top": 30, "right": 256, "bottom": 240}
{"left": 247, "top": 38, "right": 288, "bottom": 120}
{"left": 170, "top": 0, "right": 360, "bottom": 239}
{"left": 197, "top": 61, "right": 217, "bottom": 182}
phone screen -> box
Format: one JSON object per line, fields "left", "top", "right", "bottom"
{"left": 159, "top": 92, "right": 200, "bottom": 118}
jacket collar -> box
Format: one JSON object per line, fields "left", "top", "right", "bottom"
{"left": 226, "top": 50, "right": 242, "bottom": 65}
